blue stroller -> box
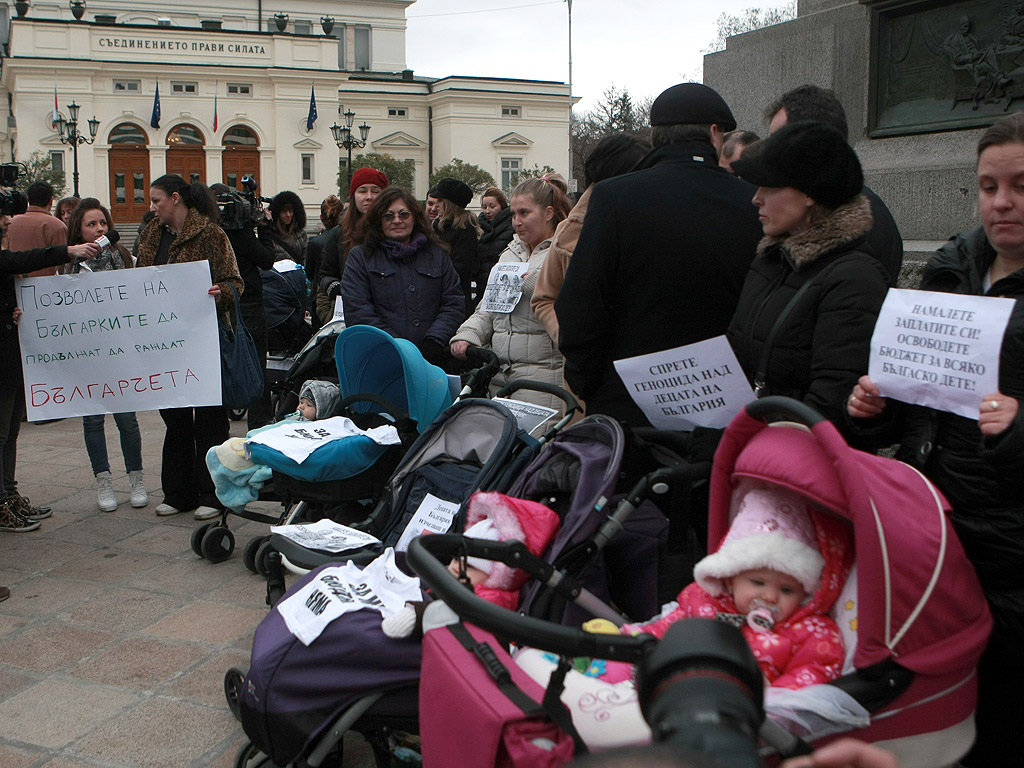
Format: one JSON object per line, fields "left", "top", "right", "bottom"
{"left": 192, "top": 326, "right": 453, "bottom": 573}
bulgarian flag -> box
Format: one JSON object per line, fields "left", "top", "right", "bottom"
{"left": 213, "top": 83, "right": 219, "bottom": 132}
{"left": 51, "top": 83, "right": 59, "bottom": 129}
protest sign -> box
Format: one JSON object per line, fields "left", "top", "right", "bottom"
{"left": 246, "top": 416, "right": 400, "bottom": 464}
{"left": 492, "top": 397, "right": 559, "bottom": 435}
{"left": 395, "top": 492, "right": 460, "bottom": 552}
{"left": 332, "top": 295, "right": 344, "bottom": 322}
{"left": 614, "top": 336, "right": 755, "bottom": 430}
{"left": 480, "top": 261, "right": 528, "bottom": 313}
{"left": 18, "top": 262, "right": 221, "bottom": 420}
{"left": 868, "top": 288, "right": 1014, "bottom": 419}
{"left": 270, "top": 519, "right": 381, "bottom": 554}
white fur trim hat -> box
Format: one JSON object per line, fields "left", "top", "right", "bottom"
{"left": 694, "top": 478, "right": 824, "bottom": 598}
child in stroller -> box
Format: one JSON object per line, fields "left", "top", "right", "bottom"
{"left": 606, "top": 478, "right": 852, "bottom": 691}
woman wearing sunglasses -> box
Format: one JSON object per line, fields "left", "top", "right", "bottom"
{"left": 340, "top": 186, "right": 465, "bottom": 370}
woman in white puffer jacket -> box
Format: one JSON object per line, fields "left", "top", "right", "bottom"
{"left": 450, "top": 176, "right": 572, "bottom": 412}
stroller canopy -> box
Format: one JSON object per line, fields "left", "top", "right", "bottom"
{"left": 335, "top": 326, "right": 453, "bottom": 433}
{"left": 709, "top": 407, "right": 991, "bottom": 680}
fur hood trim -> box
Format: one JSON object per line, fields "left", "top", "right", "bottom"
{"left": 758, "top": 194, "right": 873, "bottom": 269}
{"left": 270, "top": 190, "right": 307, "bottom": 231}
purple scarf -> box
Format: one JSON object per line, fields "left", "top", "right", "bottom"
{"left": 380, "top": 233, "right": 427, "bottom": 261}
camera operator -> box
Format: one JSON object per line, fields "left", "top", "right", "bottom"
{"left": 210, "top": 183, "right": 276, "bottom": 430}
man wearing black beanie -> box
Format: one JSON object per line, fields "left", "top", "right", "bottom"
{"left": 557, "top": 83, "right": 763, "bottom": 427}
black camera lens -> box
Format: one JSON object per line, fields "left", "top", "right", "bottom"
{"left": 636, "top": 619, "right": 766, "bottom": 768}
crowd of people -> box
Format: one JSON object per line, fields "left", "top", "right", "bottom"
{"left": 0, "top": 76, "right": 1019, "bottom": 766}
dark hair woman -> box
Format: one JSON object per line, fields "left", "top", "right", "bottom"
{"left": 475, "top": 186, "right": 513, "bottom": 310}
{"left": 263, "top": 190, "right": 308, "bottom": 264}
{"left": 847, "top": 112, "right": 1024, "bottom": 766}
{"left": 68, "top": 198, "right": 147, "bottom": 513}
{"left": 432, "top": 177, "right": 482, "bottom": 314}
{"left": 136, "top": 174, "right": 243, "bottom": 521}
{"left": 340, "top": 186, "right": 465, "bottom": 370}
{"left": 316, "top": 167, "right": 389, "bottom": 324}
{"left": 55, "top": 195, "right": 80, "bottom": 226}
{"left": 726, "top": 121, "right": 888, "bottom": 437}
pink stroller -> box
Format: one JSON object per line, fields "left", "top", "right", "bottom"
{"left": 409, "top": 397, "right": 992, "bottom": 766}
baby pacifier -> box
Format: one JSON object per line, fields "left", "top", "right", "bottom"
{"left": 746, "top": 599, "right": 778, "bottom": 633}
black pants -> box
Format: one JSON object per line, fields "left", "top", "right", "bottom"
{"left": 0, "top": 336, "right": 23, "bottom": 500}
{"left": 158, "top": 405, "right": 228, "bottom": 510}
{"left": 241, "top": 299, "right": 273, "bottom": 430}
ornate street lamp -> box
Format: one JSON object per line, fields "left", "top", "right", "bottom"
{"left": 330, "top": 109, "right": 370, "bottom": 192}
{"left": 55, "top": 101, "right": 99, "bottom": 197}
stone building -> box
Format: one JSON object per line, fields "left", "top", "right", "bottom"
{"left": 704, "top": 0, "right": 1018, "bottom": 252}
{"left": 0, "top": 0, "right": 571, "bottom": 226}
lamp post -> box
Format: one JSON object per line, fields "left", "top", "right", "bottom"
{"left": 330, "top": 110, "right": 370, "bottom": 193}
{"left": 54, "top": 102, "right": 99, "bottom": 197}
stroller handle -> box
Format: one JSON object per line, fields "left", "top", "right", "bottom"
{"left": 407, "top": 534, "right": 654, "bottom": 663}
{"left": 465, "top": 345, "right": 501, "bottom": 369}
{"left": 745, "top": 396, "right": 825, "bottom": 428}
{"left": 494, "top": 379, "right": 582, "bottom": 415}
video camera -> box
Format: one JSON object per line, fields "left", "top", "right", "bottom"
{"left": 0, "top": 163, "right": 28, "bottom": 217}
{"left": 217, "top": 173, "right": 269, "bottom": 231}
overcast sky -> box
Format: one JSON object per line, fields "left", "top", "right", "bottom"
{"left": 405, "top": 0, "right": 786, "bottom": 113}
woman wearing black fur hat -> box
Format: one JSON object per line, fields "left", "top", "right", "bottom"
{"left": 263, "top": 190, "right": 308, "bottom": 265}
{"left": 432, "top": 177, "right": 481, "bottom": 314}
{"left": 726, "top": 121, "right": 888, "bottom": 438}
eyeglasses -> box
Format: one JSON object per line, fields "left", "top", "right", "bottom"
{"left": 382, "top": 210, "right": 412, "bottom": 222}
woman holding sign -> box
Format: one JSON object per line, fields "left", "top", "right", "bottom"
{"left": 847, "top": 113, "right": 1024, "bottom": 767}
{"left": 726, "top": 122, "right": 888, "bottom": 436}
{"left": 136, "top": 174, "right": 243, "bottom": 521}
{"left": 449, "top": 176, "right": 572, "bottom": 410}
{"left": 67, "top": 198, "right": 147, "bottom": 513}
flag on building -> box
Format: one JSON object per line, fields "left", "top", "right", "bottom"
{"left": 150, "top": 82, "right": 161, "bottom": 129}
{"left": 51, "top": 84, "right": 58, "bottom": 130}
{"left": 306, "top": 85, "right": 318, "bottom": 132}
{"left": 213, "top": 85, "right": 219, "bottom": 132}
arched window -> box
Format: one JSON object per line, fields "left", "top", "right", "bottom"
{"left": 223, "top": 125, "right": 259, "bottom": 147}
{"left": 166, "top": 123, "right": 205, "bottom": 146}
{"left": 108, "top": 122, "right": 147, "bottom": 145}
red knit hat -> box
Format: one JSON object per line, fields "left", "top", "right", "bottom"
{"left": 348, "top": 167, "right": 389, "bottom": 194}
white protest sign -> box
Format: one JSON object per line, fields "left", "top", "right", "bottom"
{"left": 492, "top": 397, "right": 559, "bottom": 435}
{"left": 274, "top": 259, "right": 301, "bottom": 273}
{"left": 246, "top": 416, "right": 400, "bottom": 464}
{"left": 868, "top": 289, "right": 1014, "bottom": 418}
{"left": 481, "top": 261, "right": 529, "bottom": 313}
{"left": 270, "top": 519, "right": 381, "bottom": 553}
{"left": 613, "top": 336, "right": 755, "bottom": 430}
{"left": 276, "top": 549, "right": 421, "bottom": 645}
{"left": 332, "top": 295, "right": 345, "bottom": 322}
{"left": 18, "top": 262, "right": 221, "bottom": 420}
{"left": 395, "top": 492, "right": 460, "bottom": 552}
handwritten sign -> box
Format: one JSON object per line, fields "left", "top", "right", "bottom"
{"left": 18, "top": 262, "right": 221, "bottom": 421}
{"left": 614, "top": 336, "right": 755, "bottom": 429}
{"left": 868, "top": 289, "right": 1014, "bottom": 418}
{"left": 395, "top": 492, "right": 460, "bottom": 552}
{"left": 481, "top": 261, "right": 528, "bottom": 313}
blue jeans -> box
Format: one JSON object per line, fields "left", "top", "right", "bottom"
{"left": 82, "top": 413, "right": 143, "bottom": 476}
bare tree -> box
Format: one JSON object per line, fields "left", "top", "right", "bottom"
{"left": 705, "top": 1, "right": 797, "bottom": 54}
{"left": 570, "top": 85, "right": 652, "bottom": 192}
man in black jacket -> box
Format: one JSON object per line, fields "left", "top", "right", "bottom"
{"left": 764, "top": 84, "right": 904, "bottom": 287}
{"left": 557, "top": 83, "right": 764, "bottom": 426}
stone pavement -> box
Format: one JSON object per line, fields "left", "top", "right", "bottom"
{"left": 0, "top": 410, "right": 375, "bottom": 767}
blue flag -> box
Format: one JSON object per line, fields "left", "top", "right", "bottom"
{"left": 306, "top": 85, "right": 317, "bottom": 131}
{"left": 150, "top": 82, "right": 161, "bottom": 129}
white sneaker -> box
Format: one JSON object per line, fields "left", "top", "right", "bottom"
{"left": 128, "top": 471, "right": 148, "bottom": 508}
{"left": 193, "top": 506, "right": 222, "bottom": 521}
{"left": 155, "top": 503, "right": 183, "bottom": 516}
{"left": 96, "top": 471, "right": 117, "bottom": 512}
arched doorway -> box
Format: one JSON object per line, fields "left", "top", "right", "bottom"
{"left": 166, "top": 123, "right": 206, "bottom": 184}
{"left": 221, "top": 125, "right": 260, "bottom": 190}
{"left": 107, "top": 122, "right": 149, "bottom": 227}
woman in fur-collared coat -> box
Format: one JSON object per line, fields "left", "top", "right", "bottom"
{"left": 726, "top": 122, "right": 888, "bottom": 438}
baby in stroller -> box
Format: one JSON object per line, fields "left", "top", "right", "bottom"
{"left": 207, "top": 380, "right": 342, "bottom": 512}
{"left": 613, "top": 477, "right": 852, "bottom": 690}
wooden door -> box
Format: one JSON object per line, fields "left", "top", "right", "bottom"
{"left": 108, "top": 147, "right": 150, "bottom": 229}
{"left": 221, "top": 148, "right": 260, "bottom": 190}
{"left": 166, "top": 147, "right": 206, "bottom": 185}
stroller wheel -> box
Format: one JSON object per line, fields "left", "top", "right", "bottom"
{"left": 233, "top": 741, "right": 270, "bottom": 768}
{"left": 201, "top": 525, "right": 236, "bottom": 563}
{"left": 224, "top": 666, "right": 246, "bottom": 721}
{"left": 254, "top": 539, "right": 277, "bottom": 577}
{"left": 243, "top": 535, "right": 270, "bottom": 574}
{"left": 191, "top": 522, "right": 217, "bottom": 558}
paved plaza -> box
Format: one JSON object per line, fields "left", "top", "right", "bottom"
{"left": 0, "top": 410, "right": 375, "bottom": 767}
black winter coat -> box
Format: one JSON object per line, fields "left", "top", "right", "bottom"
{"left": 894, "top": 226, "right": 1024, "bottom": 590}
{"left": 727, "top": 195, "right": 887, "bottom": 438}
{"left": 229, "top": 226, "right": 276, "bottom": 309}
{"left": 433, "top": 219, "right": 478, "bottom": 315}
{"left": 475, "top": 208, "right": 514, "bottom": 301}
{"left": 863, "top": 186, "right": 903, "bottom": 288}
{"left": 306, "top": 225, "right": 341, "bottom": 330}
{"left": 556, "top": 141, "right": 763, "bottom": 425}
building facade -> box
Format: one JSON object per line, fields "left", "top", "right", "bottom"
{"left": 0, "top": 0, "right": 571, "bottom": 225}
